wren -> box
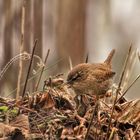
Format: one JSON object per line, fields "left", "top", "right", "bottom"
{"left": 67, "top": 49, "right": 116, "bottom": 97}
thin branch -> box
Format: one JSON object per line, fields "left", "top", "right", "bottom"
{"left": 116, "top": 73, "right": 140, "bottom": 104}
{"left": 68, "top": 56, "right": 73, "bottom": 70}
{"left": 85, "top": 100, "right": 99, "bottom": 140}
{"left": 85, "top": 53, "right": 89, "bottom": 63}
{"left": 121, "top": 48, "right": 137, "bottom": 92}
{"left": 138, "top": 51, "right": 140, "bottom": 62}
{"left": 7, "top": 57, "right": 65, "bottom": 98}
{"left": 106, "top": 45, "right": 132, "bottom": 139}
{"left": 16, "top": 0, "right": 26, "bottom": 100}
{"left": 22, "top": 39, "right": 38, "bottom": 97}
{"left": 118, "top": 45, "right": 132, "bottom": 91}
{"left": 35, "top": 49, "right": 50, "bottom": 91}
{"left": 130, "top": 124, "right": 140, "bottom": 140}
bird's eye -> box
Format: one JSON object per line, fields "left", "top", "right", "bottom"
{"left": 68, "top": 71, "right": 83, "bottom": 83}
{"left": 71, "top": 73, "right": 80, "bottom": 81}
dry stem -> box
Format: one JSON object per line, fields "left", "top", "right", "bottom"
{"left": 16, "top": 0, "right": 26, "bottom": 100}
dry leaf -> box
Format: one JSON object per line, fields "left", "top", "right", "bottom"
{"left": 118, "top": 99, "right": 140, "bottom": 123}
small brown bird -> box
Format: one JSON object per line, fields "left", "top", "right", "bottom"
{"left": 67, "top": 49, "right": 116, "bottom": 97}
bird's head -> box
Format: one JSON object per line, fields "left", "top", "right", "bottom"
{"left": 67, "top": 63, "right": 90, "bottom": 85}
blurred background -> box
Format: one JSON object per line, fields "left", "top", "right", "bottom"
{"left": 0, "top": 0, "right": 140, "bottom": 99}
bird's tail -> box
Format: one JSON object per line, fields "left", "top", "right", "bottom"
{"left": 104, "top": 49, "right": 115, "bottom": 65}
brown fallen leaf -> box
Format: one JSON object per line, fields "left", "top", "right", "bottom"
{"left": 117, "top": 99, "right": 140, "bottom": 123}
{"left": 10, "top": 114, "right": 29, "bottom": 138}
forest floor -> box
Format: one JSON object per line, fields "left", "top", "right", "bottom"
{"left": 0, "top": 74, "right": 140, "bottom": 140}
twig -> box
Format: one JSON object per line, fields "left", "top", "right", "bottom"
{"left": 22, "top": 39, "right": 38, "bottom": 97}
{"left": 85, "top": 53, "right": 89, "bottom": 63}
{"left": 130, "top": 124, "right": 140, "bottom": 140}
{"left": 85, "top": 100, "right": 99, "bottom": 140}
{"left": 137, "top": 51, "right": 140, "bottom": 61}
{"left": 68, "top": 56, "right": 73, "bottom": 70}
{"left": 7, "top": 57, "right": 65, "bottom": 98}
{"left": 16, "top": 0, "right": 26, "bottom": 100}
{"left": 34, "top": 119, "right": 45, "bottom": 138}
{"left": 121, "top": 48, "right": 137, "bottom": 92}
{"left": 118, "top": 45, "right": 132, "bottom": 91}
{"left": 116, "top": 73, "right": 140, "bottom": 104}
{"left": 106, "top": 45, "right": 132, "bottom": 139}
{"left": 108, "top": 127, "right": 117, "bottom": 140}
{"left": 101, "top": 100, "right": 111, "bottom": 109}
{"left": 35, "top": 49, "right": 50, "bottom": 91}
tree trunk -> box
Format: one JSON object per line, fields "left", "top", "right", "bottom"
{"left": 0, "top": 0, "right": 13, "bottom": 95}
{"left": 55, "top": 0, "right": 86, "bottom": 70}
{"left": 24, "top": 0, "right": 31, "bottom": 52}
{"left": 33, "top": 0, "right": 43, "bottom": 57}
{"left": 3, "top": 0, "right": 12, "bottom": 67}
